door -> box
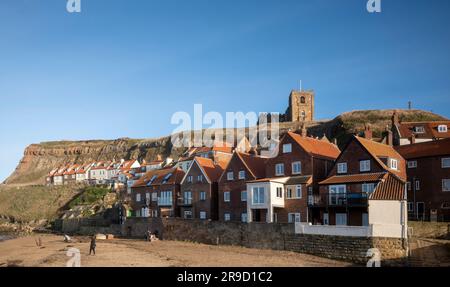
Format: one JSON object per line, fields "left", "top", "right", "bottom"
{"left": 417, "top": 202, "right": 425, "bottom": 220}
{"left": 335, "top": 213, "right": 347, "bottom": 226}
{"left": 253, "top": 209, "right": 261, "bottom": 222}
{"left": 323, "top": 213, "right": 329, "bottom": 225}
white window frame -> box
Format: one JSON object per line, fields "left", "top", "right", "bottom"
{"left": 442, "top": 158, "right": 450, "bottom": 168}
{"left": 438, "top": 125, "right": 448, "bottom": 133}
{"left": 252, "top": 187, "right": 265, "bottom": 205}
{"left": 389, "top": 158, "right": 398, "bottom": 170}
{"left": 227, "top": 172, "right": 234, "bottom": 181}
{"left": 275, "top": 163, "right": 284, "bottom": 176}
{"left": 199, "top": 211, "right": 207, "bottom": 220}
{"left": 407, "top": 202, "right": 414, "bottom": 212}
{"left": 238, "top": 170, "right": 245, "bottom": 180}
{"left": 362, "top": 183, "right": 376, "bottom": 193}
{"left": 224, "top": 213, "right": 231, "bottom": 221}
{"left": 360, "top": 160, "right": 371, "bottom": 172}
{"left": 187, "top": 175, "right": 193, "bottom": 183}
{"left": 335, "top": 213, "right": 347, "bottom": 226}
{"left": 136, "top": 193, "right": 141, "bottom": 202}
{"left": 337, "top": 162, "right": 347, "bottom": 174}
{"left": 415, "top": 180, "right": 420, "bottom": 191}
{"left": 197, "top": 175, "right": 203, "bottom": 182}
{"left": 414, "top": 126, "right": 425, "bottom": 133}
{"left": 200, "top": 191, "right": 206, "bottom": 201}
{"left": 282, "top": 143, "right": 292, "bottom": 153}
{"left": 292, "top": 161, "right": 302, "bottom": 175}
{"left": 276, "top": 187, "right": 283, "bottom": 198}
{"left": 224, "top": 191, "right": 231, "bottom": 202}
{"left": 241, "top": 213, "right": 248, "bottom": 223}
{"left": 443, "top": 179, "right": 450, "bottom": 192}
{"left": 407, "top": 181, "right": 411, "bottom": 191}
{"left": 184, "top": 191, "right": 192, "bottom": 204}
{"left": 241, "top": 191, "right": 247, "bottom": 202}
{"left": 408, "top": 160, "right": 417, "bottom": 168}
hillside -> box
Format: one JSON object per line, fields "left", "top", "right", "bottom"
{"left": 4, "top": 109, "right": 447, "bottom": 186}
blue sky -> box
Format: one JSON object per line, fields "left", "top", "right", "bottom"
{"left": 0, "top": 0, "right": 449, "bottom": 182}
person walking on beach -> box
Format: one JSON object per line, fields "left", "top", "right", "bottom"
{"left": 89, "top": 235, "right": 96, "bottom": 255}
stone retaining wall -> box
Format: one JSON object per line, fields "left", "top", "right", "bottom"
{"left": 408, "top": 221, "right": 449, "bottom": 239}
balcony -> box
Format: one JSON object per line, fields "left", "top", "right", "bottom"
{"left": 308, "top": 193, "right": 368, "bottom": 207}
{"left": 177, "top": 198, "right": 193, "bottom": 206}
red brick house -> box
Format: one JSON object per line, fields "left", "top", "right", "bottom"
{"left": 179, "top": 157, "right": 227, "bottom": 220}
{"left": 131, "top": 167, "right": 185, "bottom": 218}
{"left": 246, "top": 131, "right": 340, "bottom": 223}
{"left": 396, "top": 138, "right": 450, "bottom": 221}
{"left": 316, "top": 136, "right": 407, "bottom": 226}
{"left": 218, "top": 152, "right": 267, "bottom": 222}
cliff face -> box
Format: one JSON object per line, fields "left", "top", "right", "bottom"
{"left": 4, "top": 109, "right": 447, "bottom": 185}
{"left": 5, "top": 137, "right": 184, "bottom": 185}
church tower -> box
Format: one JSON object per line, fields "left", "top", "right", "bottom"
{"left": 287, "top": 90, "right": 314, "bottom": 122}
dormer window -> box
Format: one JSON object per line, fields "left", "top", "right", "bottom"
{"left": 389, "top": 158, "right": 398, "bottom": 170}
{"left": 414, "top": 126, "right": 425, "bottom": 133}
{"left": 438, "top": 125, "right": 448, "bottom": 133}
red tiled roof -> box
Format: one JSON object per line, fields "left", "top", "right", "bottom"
{"left": 397, "top": 121, "right": 450, "bottom": 139}
{"left": 287, "top": 132, "right": 340, "bottom": 160}
{"left": 395, "top": 138, "right": 450, "bottom": 159}
{"left": 132, "top": 167, "right": 185, "bottom": 187}
{"left": 319, "top": 172, "right": 387, "bottom": 185}
{"left": 236, "top": 152, "right": 267, "bottom": 179}
{"left": 370, "top": 173, "right": 406, "bottom": 201}
{"left": 194, "top": 157, "right": 225, "bottom": 182}
{"left": 354, "top": 136, "right": 406, "bottom": 180}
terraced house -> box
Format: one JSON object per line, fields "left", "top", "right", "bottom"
{"left": 315, "top": 136, "right": 407, "bottom": 231}
{"left": 179, "top": 157, "right": 227, "bottom": 220}
{"left": 396, "top": 138, "right": 450, "bottom": 221}
{"left": 131, "top": 167, "right": 185, "bottom": 218}
{"left": 218, "top": 152, "right": 267, "bottom": 222}
{"left": 246, "top": 130, "right": 341, "bottom": 223}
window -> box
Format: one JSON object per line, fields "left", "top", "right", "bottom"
{"left": 136, "top": 193, "right": 141, "bottom": 202}
{"left": 362, "top": 183, "right": 376, "bottom": 193}
{"left": 152, "top": 192, "right": 158, "bottom": 202}
{"left": 288, "top": 213, "right": 301, "bottom": 223}
{"left": 442, "top": 158, "right": 450, "bottom": 168}
{"left": 187, "top": 175, "right": 193, "bottom": 183}
{"left": 438, "top": 125, "right": 448, "bottom": 133}
{"left": 414, "top": 126, "right": 425, "bottom": 133}
{"left": 441, "top": 202, "right": 450, "bottom": 209}
{"left": 158, "top": 191, "right": 173, "bottom": 206}
{"left": 200, "top": 191, "right": 206, "bottom": 201}
{"left": 407, "top": 181, "right": 411, "bottom": 191}
{"left": 227, "top": 172, "right": 234, "bottom": 181}
{"left": 224, "top": 191, "right": 231, "bottom": 202}
{"left": 295, "top": 185, "right": 302, "bottom": 198}
{"left": 362, "top": 213, "right": 369, "bottom": 226}
{"left": 184, "top": 191, "right": 192, "bottom": 204}
{"left": 443, "top": 179, "right": 450, "bottom": 192}
{"left": 300, "top": 96, "right": 305, "bottom": 104}
{"left": 197, "top": 175, "right": 203, "bottom": 182}
{"left": 241, "top": 213, "right": 248, "bottom": 223}
{"left": 276, "top": 187, "right": 283, "bottom": 198}
{"left": 145, "top": 192, "right": 150, "bottom": 202}
{"left": 224, "top": 213, "right": 231, "bottom": 221}
{"left": 286, "top": 187, "right": 293, "bottom": 199}
{"left": 184, "top": 211, "right": 192, "bottom": 219}
{"left": 252, "top": 187, "right": 265, "bottom": 204}
{"left": 323, "top": 213, "right": 329, "bottom": 225}
{"left": 335, "top": 213, "right": 347, "bottom": 226}
{"left": 408, "top": 161, "right": 417, "bottom": 168}
{"left": 415, "top": 180, "right": 420, "bottom": 191}
{"left": 329, "top": 185, "right": 346, "bottom": 205}
{"left": 199, "top": 211, "right": 206, "bottom": 220}
{"left": 282, "top": 143, "right": 292, "bottom": 153}
{"left": 292, "top": 161, "right": 302, "bottom": 175}
{"left": 389, "top": 158, "right": 398, "bottom": 170}
{"left": 275, "top": 163, "right": 284, "bottom": 176}
{"left": 238, "top": 170, "right": 245, "bottom": 180}
{"left": 360, "top": 160, "right": 371, "bottom": 172}
{"left": 337, "top": 162, "right": 347, "bottom": 174}
{"left": 407, "top": 202, "right": 414, "bottom": 212}
{"left": 241, "top": 191, "right": 247, "bottom": 202}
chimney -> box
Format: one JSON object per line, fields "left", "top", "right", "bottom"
{"left": 157, "top": 154, "right": 162, "bottom": 161}
{"left": 333, "top": 138, "right": 338, "bottom": 145}
{"left": 391, "top": 110, "right": 399, "bottom": 127}
{"left": 363, "top": 124, "right": 373, "bottom": 140}
{"left": 385, "top": 126, "right": 393, "bottom": 146}
{"left": 410, "top": 133, "right": 416, "bottom": 144}
{"left": 301, "top": 124, "right": 307, "bottom": 137}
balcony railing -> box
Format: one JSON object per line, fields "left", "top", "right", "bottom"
{"left": 308, "top": 193, "right": 368, "bottom": 207}
{"left": 177, "top": 198, "right": 193, "bottom": 206}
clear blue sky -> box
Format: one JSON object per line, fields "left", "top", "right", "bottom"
{"left": 1, "top": 0, "right": 449, "bottom": 182}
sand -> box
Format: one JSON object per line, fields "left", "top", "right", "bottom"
{"left": 0, "top": 234, "right": 351, "bottom": 267}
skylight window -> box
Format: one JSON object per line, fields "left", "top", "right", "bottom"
{"left": 146, "top": 175, "right": 158, "bottom": 186}
{"left": 162, "top": 173, "right": 173, "bottom": 184}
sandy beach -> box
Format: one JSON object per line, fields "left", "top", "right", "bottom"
{"left": 0, "top": 234, "right": 351, "bottom": 267}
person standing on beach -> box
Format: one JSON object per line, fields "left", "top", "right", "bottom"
{"left": 89, "top": 235, "right": 96, "bottom": 255}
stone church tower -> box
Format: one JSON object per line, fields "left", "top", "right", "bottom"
{"left": 286, "top": 90, "right": 314, "bottom": 122}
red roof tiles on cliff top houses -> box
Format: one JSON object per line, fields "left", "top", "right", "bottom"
{"left": 397, "top": 121, "right": 450, "bottom": 139}
{"left": 132, "top": 167, "right": 185, "bottom": 188}
{"left": 395, "top": 138, "right": 450, "bottom": 159}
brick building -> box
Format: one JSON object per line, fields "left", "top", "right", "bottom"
{"left": 218, "top": 152, "right": 267, "bottom": 222}
{"left": 316, "top": 136, "right": 407, "bottom": 226}
{"left": 179, "top": 157, "right": 227, "bottom": 220}
{"left": 396, "top": 138, "right": 450, "bottom": 221}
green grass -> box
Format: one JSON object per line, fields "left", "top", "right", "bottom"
{"left": 68, "top": 186, "right": 110, "bottom": 209}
